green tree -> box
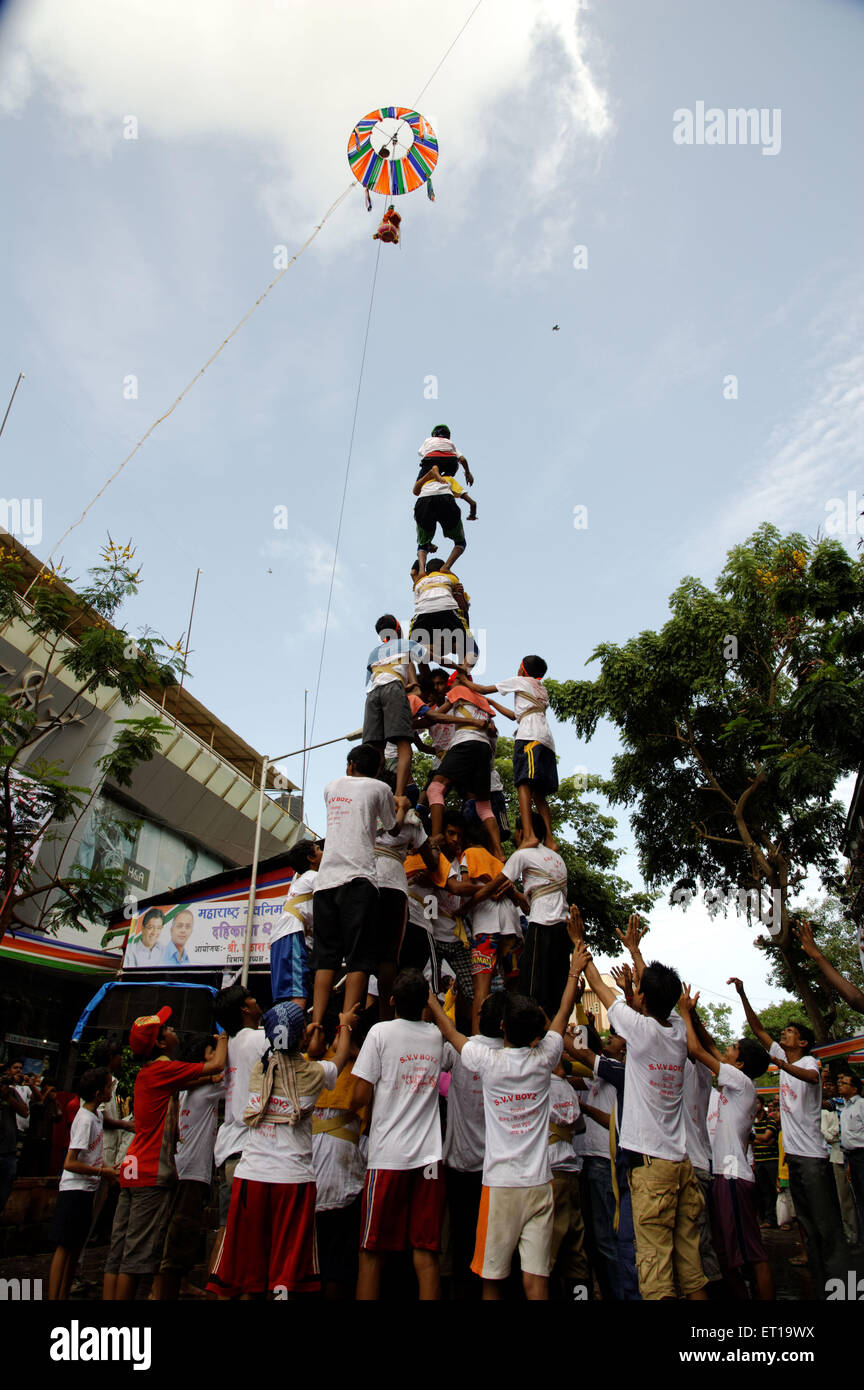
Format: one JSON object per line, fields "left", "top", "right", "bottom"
{"left": 0, "top": 538, "right": 184, "bottom": 941}
{"left": 414, "top": 735, "right": 653, "bottom": 955}
{"left": 700, "top": 1000, "right": 734, "bottom": 1050}
{"left": 548, "top": 524, "right": 864, "bottom": 1041}
{"left": 755, "top": 894, "right": 864, "bottom": 1040}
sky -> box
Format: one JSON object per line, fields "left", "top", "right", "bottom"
{"left": 1, "top": 0, "right": 862, "bottom": 1029}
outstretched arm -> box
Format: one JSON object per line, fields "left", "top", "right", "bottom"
{"left": 549, "top": 943, "right": 592, "bottom": 1035}
{"left": 426, "top": 991, "right": 469, "bottom": 1053}
{"left": 679, "top": 986, "right": 721, "bottom": 1076}
{"left": 459, "top": 491, "right": 478, "bottom": 520}
{"left": 615, "top": 914, "right": 648, "bottom": 986}
{"left": 797, "top": 920, "right": 864, "bottom": 1016}
{"left": 727, "top": 977, "right": 773, "bottom": 1050}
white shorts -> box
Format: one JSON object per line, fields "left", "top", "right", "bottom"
{"left": 471, "top": 1182, "right": 555, "bottom": 1280}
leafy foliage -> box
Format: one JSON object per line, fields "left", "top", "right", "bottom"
{"left": 0, "top": 539, "right": 185, "bottom": 939}
{"left": 547, "top": 524, "right": 864, "bottom": 1039}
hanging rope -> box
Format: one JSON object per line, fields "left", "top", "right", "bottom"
{"left": 307, "top": 238, "right": 383, "bottom": 757}
{"left": 23, "top": 182, "right": 357, "bottom": 599}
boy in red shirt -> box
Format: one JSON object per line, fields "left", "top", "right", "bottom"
{"left": 103, "top": 1006, "right": 226, "bottom": 1301}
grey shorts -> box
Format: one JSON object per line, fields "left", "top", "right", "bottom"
{"left": 104, "top": 1185, "right": 174, "bottom": 1276}
{"left": 363, "top": 681, "right": 413, "bottom": 744}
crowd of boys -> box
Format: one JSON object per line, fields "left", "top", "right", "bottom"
{"left": 36, "top": 425, "right": 864, "bottom": 1300}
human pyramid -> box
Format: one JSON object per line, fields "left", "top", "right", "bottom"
{"left": 51, "top": 426, "right": 864, "bottom": 1305}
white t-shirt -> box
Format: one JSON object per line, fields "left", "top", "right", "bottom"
{"left": 580, "top": 1075, "right": 617, "bottom": 1160}
{"left": 608, "top": 1000, "right": 688, "bottom": 1161}
{"left": 366, "top": 637, "right": 428, "bottom": 690}
{"left": 176, "top": 1079, "right": 225, "bottom": 1184}
{"left": 235, "top": 1059, "right": 337, "bottom": 1185}
{"left": 418, "top": 473, "right": 463, "bottom": 499}
{"left": 683, "top": 1059, "right": 714, "bottom": 1173}
{"left": 446, "top": 696, "right": 493, "bottom": 750}
{"left": 706, "top": 1088, "right": 720, "bottom": 1142}
{"left": 14, "top": 1085, "right": 31, "bottom": 1133}
{"left": 549, "top": 1074, "right": 581, "bottom": 1174}
{"left": 413, "top": 570, "right": 461, "bottom": 616}
{"left": 495, "top": 676, "right": 556, "bottom": 751}
{"left": 60, "top": 1107, "right": 104, "bottom": 1192}
{"left": 460, "top": 1032, "right": 563, "bottom": 1188}
{"left": 501, "top": 846, "right": 568, "bottom": 925}
{"left": 418, "top": 436, "right": 458, "bottom": 463}
{"left": 375, "top": 813, "right": 427, "bottom": 894}
{"left": 316, "top": 777, "right": 396, "bottom": 892}
{"left": 352, "top": 1020, "right": 443, "bottom": 1171}
{"left": 312, "top": 1106, "right": 367, "bottom": 1210}
{"left": 711, "top": 1063, "right": 758, "bottom": 1182}
{"left": 213, "top": 1027, "right": 269, "bottom": 1167}
{"left": 768, "top": 1042, "right": 826, "bottom": 1159}
{"left": 270, "top": 869, "right": 317, "bottom": 944}
{"left": 429, "top": 716, "right": 454, "bottom": 767}
{"left": 442, "top": 1036, "right": 504, "bottom": 1173}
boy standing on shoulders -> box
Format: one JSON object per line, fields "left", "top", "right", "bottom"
{"left": 579, "top": 914, "right": 708, "bottom": 1301}
{"left": 427, "top": 932, "right": 591, "bottom": 1301}
{"left": 352, "top": 969, "right": 446, "bottom": 1300}
{"left": 364, "top": 616, "right": 428, "bottom": 801}
{"left": 470, "top": 812, "right": 570, "bottom": 1019}
{"left": 471, "top": 655, "right": 558, "bottom": 848}
{"left": 311, "top": 744, "right": 401, "bottom": 1036}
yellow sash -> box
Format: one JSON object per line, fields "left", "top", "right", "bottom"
{"left": 312, "top": 1115, "right": 360, "bottom": 1145}
{"left": 549, "top": 1120, "right": 576, "bottom": 1146}
{"left": 282, "top": 891, "right": 313, "bottom": 923}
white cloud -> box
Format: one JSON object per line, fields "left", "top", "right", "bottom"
{"left": 1, "top": 0, "right": 611, "bottom": 242}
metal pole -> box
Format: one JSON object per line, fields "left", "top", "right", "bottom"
{"left": 0, "top": 373, "right": 24, "bottom": 443}
{"left": 240, "top": 755, "right": 268, "bottom": 987}
{"left": 270, "top": 729, "right": 363, "bottom": 763}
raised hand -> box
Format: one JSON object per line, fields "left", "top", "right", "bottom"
{"left": 567, "top": 904, "right": 586, "bottom": 945}
{"left": 615, "top": 913, "right": 647, "bottom": 957}
{"left": 795, "top": 920, "right": 819, "bottom": 958}
{"left": 569, "top": 943, "right": 592, "bottom": 979}
{"left": 679, "top": 983, "right": 700, "bottom": 1014}
{"left": 727, "top": 976, "right": 744, "bottom": 994}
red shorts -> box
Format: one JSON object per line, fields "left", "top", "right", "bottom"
{"left": 360, "top": 1163, "right": 444, "bottom": 1253}
{"left": 207, "top": 1177, "right": 319, "bottom": 1297}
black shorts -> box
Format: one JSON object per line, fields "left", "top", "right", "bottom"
{"left": 378, "top": 887, "right": 408, "bottom": 963}
{"left": 409, "top": 609, "right": 476, "bottom": 665}
{"left": 518, "top": 920, "right": 571, "bottom": 1019}
{"left": 363, "top": 682, "right": 413, "bottom": 745}
{"left": 437, "top": 740, "right": 491, "bottom": 798}
{"left": 414, "top": 495, "right": 466, "bottom": 549}
{"left": 311, "top": 878, "right": 380, "bottom": 975}
{"left": 50, "top": 1189, "right": 95, "bottom": 1249}
{"left": 513, "top": 739, "right": 559, "bottom": 795}
{"left": 398, "top": 920, "right": 432, "bottom": 972}
{"left": 315, "top": 1196, "right": 362, "bottom": 1287}
{"left": 417, "top": 457, "right": 457, "bottom": 479}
